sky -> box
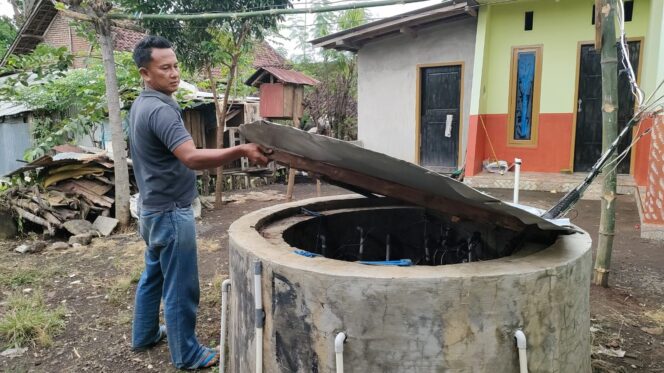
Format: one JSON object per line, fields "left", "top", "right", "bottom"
{"left": 0, "top": 0, "right": 441, "bottom": 58}
{"left": 0, "top": 1, "right": 11, "bottom": 18}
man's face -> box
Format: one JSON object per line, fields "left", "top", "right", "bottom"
{"left": 139, "top": 48, "right": 180, "bottom": 95}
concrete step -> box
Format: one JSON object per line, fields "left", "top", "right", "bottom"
{"left": 464, "top": 171, "right": 637, "bottom": 200}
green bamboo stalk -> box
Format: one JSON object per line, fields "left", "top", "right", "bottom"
{"left": 108, "top": 0, "right": 448, "bottom": 21}
{"left": 593, "top": 0, "right": 619, "bottom": 287}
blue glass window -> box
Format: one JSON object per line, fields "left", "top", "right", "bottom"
{"left": 514, "top": 51, "right": 536, "bottom": 140}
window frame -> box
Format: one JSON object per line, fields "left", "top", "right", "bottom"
{"left": 507, "top": 45, "right": 543, "bottom": 147}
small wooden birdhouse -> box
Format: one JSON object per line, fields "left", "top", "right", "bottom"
{"left": 245, "top": 67, "right": 319, "bottom": 120}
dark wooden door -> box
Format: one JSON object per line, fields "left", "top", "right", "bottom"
{"left": 420, "top": 65, "right": 461, "bottom": 172}
{"left": 574, "top": 41, "right": 640, "bottom": 173}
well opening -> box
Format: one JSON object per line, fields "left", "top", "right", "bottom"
{"left": 280, "top": 205, "right": 561, "bottom": 265}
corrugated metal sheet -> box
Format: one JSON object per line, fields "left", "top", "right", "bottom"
{"left": 310, "top": 1, "right": 469, "bottom": 52}
{"left": 4, "top": 145, "right": 111, "bottom": 177}
{"left": 0, "top": 118, "right": 31, "bottom": 176}
{"left": 240, "top": 121, "right": 574, "bottom": 233}
{"left": 246, "top": 67, "right": 319, "bottom": 87}
{"left": 262, "top": 67, "right": 319, "bottom": 86}
{"left": 0, "top": 101, "right": 31, "bottom": 117}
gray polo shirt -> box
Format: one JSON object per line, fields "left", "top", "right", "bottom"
{"left": 129, "top": 89, "right": 196, "bottom": 211}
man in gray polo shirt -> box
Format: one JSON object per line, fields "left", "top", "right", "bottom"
{"left": 129, "top": 35, "right": 268, "bottom": 370}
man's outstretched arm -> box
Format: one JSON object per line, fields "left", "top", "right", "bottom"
{"left": 173, "top": 140, "right": 270, "bottom": 170}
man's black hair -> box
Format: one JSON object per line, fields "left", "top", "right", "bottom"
{"left": 133, "top": 35, "right": 173, "bottom": 68}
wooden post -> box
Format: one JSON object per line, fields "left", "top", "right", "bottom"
{"left": 316, "top": 179, "right": 322, "bottom": 197}
{"left": 593, "top": 0, "right": 619, "bottom": 287}
{"left": 286, "top": 168, "right": 296, "bottom": 201}
{"left": 286, "top": 116, "right": 300, "bottom": 201}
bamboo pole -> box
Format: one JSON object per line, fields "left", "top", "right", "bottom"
{"left": 108, "top": 0, "right": 444, "bottom": 21}
{"left": 593, "top": 0, "right": 619, "bottom": 287}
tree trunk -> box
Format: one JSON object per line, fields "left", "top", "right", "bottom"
{"left": 213, "top": 59, "right": 239, "bottom": 208}
{"left": 593, "top": 0, "right": 619, "bottom": 287}
{"left": 206, "top": 66, "right": 224, "bottom": 200}
{"left": 96, "top": 18, "right": 131, "bottom": 228}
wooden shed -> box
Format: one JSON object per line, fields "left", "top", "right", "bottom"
{"left": 245, "top": 67, "right": 319, "bottom": 119}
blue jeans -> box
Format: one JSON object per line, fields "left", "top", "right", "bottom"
{"left": 132, "top": 206, "right": 205, "bottom": 368}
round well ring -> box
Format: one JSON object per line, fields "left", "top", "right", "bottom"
{"left": 228, "top": 195, "right": 592, "bottom": 372}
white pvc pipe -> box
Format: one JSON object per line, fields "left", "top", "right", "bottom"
{"left": 514, "top": 329, "right": 528, "bottom": 373}
{"left": 219, "top": 279, "right": 231, "bottom": 373}
{"left": 254, "top": 261, "right": 264, "bottom": 373}
{"left": 513, "top": 158, "right": 522, "bottom": 204}
{"left": 334, "top": 332, "right": 346, "bottom": 373}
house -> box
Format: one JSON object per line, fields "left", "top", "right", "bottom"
{"left": 1, "top": 0, "right": 144, "bottom": 67}
{"left": 314, "top": 0, "right": 664, "bottom": 237}
{"left": 463, "top": 0, "right": 657, "bottom": 184}
{"left": 312, "top": 1, "right": 477, "bottom": 173}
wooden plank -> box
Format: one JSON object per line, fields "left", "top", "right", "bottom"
{"left": 283, "top": 85, "right": 294, "bottom": 118}
{"left": 71, "top": 179, "right": 112, "bottom": 196}
{"left": 56, "top": 181, "right": 114, "bottom": 208}
{"left": 244, "top": 103, "right": 261, "bottom": 122}
{"left": 269, "top": 150, "right": 526, "bottom": 231}
{"left": 293, "top": 86, "right": 304, "bottom": 119}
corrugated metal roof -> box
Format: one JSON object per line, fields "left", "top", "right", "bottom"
{"left": 4, "top": 145, "right": 111, "bottom": 177}
{"left": 246, "top": 66, "right": 319, "bottom": 87}
{"left": 0, "top": 101, "right": 31, "bottom": 117}
{"left": 310, "top": 0, "right": 473, "bottom": 52}
{"left": 240, "top": 121, "right": 574, "bottom": 233}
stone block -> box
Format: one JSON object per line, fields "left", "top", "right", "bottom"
{"left": 0, "top": 210, "right": 18, "bottom": 239}
{"left": 69, "top": 233, "right": 93, "bottom": 246}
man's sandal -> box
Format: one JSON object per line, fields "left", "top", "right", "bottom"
{"left": 131, "top": 325, "right": 167, "bottom": 352}
{"left": 187, "top": 347, "right": 220, "bottom": 370}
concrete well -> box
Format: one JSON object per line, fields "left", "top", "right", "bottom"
{"left": 228, "top": 195, "right": 592, "bottom": 373}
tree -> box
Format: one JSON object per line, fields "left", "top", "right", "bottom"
{"left": 290, "top": 7, "right": 370, "bottom": 139}
{"left": 56, "top": 0, "right": 133, "bottom": 228}
{"left": 0, "top": 16, "right": 17, "bottom": 58}
{"left": 118, "top": 0, "right": 290, "bottom": 207}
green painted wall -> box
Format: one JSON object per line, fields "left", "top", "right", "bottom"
{"left": 479, "top": 0, "right": 651, "bottom": 114}
{"left": 470, "top": 5, "right": 491, "bottom": 115}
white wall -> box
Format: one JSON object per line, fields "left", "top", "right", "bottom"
{"left": 357, "top": 17, "right": 477, "bottom": 165}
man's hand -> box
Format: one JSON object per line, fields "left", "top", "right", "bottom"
{"left": 173, "top": 140, "right": 272, "bottom": 170}
{"left": 242, "top": 143, "right": 271, "bottom": 167}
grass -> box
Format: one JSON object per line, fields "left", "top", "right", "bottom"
{"left": 201, "top": 274, "right": 226, "bottom": 307}
{"left": 0, "top": 265, "right": 63, "bottom": 289}
{"left": 0, "top": 291, "right": 66, "bottom": 348}
{"left": 645, "top": 308, "right": 664, "bottom": 326}
{"left": 107, "top": 264, "right": 144, "bottom": 306}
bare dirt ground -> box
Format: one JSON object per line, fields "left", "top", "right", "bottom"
{"left": 0, "top": 183, "right": 662, "bottom": 372}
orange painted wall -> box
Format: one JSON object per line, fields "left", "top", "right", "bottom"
{"left": 465, "top": 115, "right": 485, "bottom": 176}
{"left": 466, "top": 113, "right": 652, "bottom": 186}
{"left": 466, "top": 113, "right": 574, "bottom": 175}
{"left": 633, "top": 117, "right": 653, "bottom": 186}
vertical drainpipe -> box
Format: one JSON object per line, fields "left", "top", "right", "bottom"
{"left": 254, "top": 261, "right": 264, "bottom": 373}
{"left": 335, "top": 332, "right": 347, "bottom": 373}
{"left": 219, "top": 279, "right": 232, "bottom": 373}
{"left": 513, "top": 158, "right": 522, "bottom": 204}
{"left": 514, "top": 329, "right": 528, "bottom": 373}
